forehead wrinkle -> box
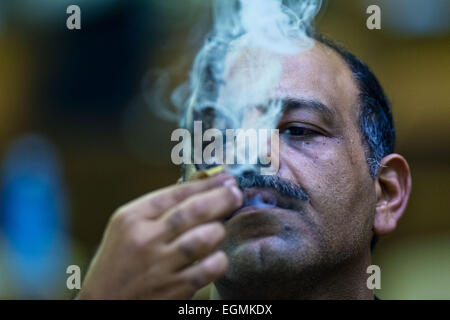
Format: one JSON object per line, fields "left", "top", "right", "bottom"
{"left": 280, "top": 97, "right": 338, "bottom": 127}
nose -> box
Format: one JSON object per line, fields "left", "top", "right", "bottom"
{"left": 259, "top": 129, "right": 280, "bottom": 175}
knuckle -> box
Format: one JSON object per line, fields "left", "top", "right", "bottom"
{"left": 190, "top": 198, "right": 206, "bottom": 215}
{"left": 109, "top": 207, "right": 135, "bottom": 229}
{"left": 178, "top": 241, "right": 198, "bottom": 259}
{"left": 166, "top": 209, "right": 186, "bottom": 233}
{"left": 147, "top": 196, "right": 165, "bottom": 215}
{"left": 189, "top": 201, "right": 209, "bottom": 221}
{"left": 171, "top": 189, "right": 189, "bottom": 203}
{"left": 192, "top": 210, "right": 208, "bottom": 223}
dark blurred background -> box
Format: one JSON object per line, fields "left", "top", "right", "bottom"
{"left": 0, "top": 0, "right": 448, "bottom": 299}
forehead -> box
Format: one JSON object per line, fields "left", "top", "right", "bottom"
{"left": 279, "top": 43, "right": 358, "bottom": 113}
{"left": 220, "top": 41, "right": 360, "bottom": 124}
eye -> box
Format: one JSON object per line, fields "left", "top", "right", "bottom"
{"left": 280, "top": 126, "right": 319, "bottom": 137}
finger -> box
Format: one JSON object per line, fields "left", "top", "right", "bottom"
{"left": 161, "top": 222, "right": 226, "bottom": 272}
{"left": 116, "top": 173, "right": 236, "bottom": 220}
{"left": 178, "top": 251, "right": 229, "bottom": 292}
{"left": 161, "top": 185, "right": 243, "bottom": 241}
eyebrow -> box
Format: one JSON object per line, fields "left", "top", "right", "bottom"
{"left": 281, "top": 98, "right": 336, "bottom": 125}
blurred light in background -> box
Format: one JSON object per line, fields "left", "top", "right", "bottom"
{"left": 0, "top": 135, "right": 70, "bottom": 298}
{"left": 0, "top": 2, "right": 8, "bottom": 35}
{"left": 9, "top": 0, "right": 120, "bottom": 29}
{"left": 374, "top": 235, "right": 450, "bottom": 299}
{"left": 365, "top": 0, "right": 450, "bottom": 36}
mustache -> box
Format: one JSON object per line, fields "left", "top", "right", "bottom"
{"left": 236, "top": 173, "right": 310, "bottom": 202}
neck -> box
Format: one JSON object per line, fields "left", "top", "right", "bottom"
{"left": 211, "top": 251, "right": 374, "bottom": 300}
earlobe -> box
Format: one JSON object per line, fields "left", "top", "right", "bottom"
{"left": 373, "top": 153, "right": 412, "bottom": 236}
{"left": 373, "top": 202, "right": 398, "bottom": 235}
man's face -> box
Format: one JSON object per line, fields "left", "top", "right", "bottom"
{"left": 214, "top": 42, "right": 378, "bottom": 291}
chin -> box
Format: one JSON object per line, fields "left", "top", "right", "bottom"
{"left": 217, "top": 235, "right": 324, "bottom": 299}
{"left": 224, "top": 234, "right": 308, "bottom": 272}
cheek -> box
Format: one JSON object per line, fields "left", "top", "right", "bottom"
{"left": 279, "top": 136, "right": 375, "bottom": 236}
{"left": 279, "top": 136, "right": 355, "bottom": 198}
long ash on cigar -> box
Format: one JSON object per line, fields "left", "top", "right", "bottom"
{"left": 173, "top": 0, "right": 321, "bottom": 210}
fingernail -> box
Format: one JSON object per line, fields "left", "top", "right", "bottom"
{"left": 229, "top": 186, "right": 243, "bottom": 204}
{"left": 222, "top": 176, "right": 237, "bottom": 187}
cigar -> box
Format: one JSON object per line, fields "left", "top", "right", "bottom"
{"left": 193, "top": 165, "right": 227, "bottom": 179}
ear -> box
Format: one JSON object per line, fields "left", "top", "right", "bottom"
{"left": 373, "top": 153, "right": 412, "bottom": 235}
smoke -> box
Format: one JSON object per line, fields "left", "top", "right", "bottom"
{"left": 147, "top": 0, "right": 323, "bottom": 175}
{"left": 182, "top": 0, "right": 322, "bottom": 129}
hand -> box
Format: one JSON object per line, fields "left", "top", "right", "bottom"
{"left": 76, "top": 174, "right": 242, "bottom": 299}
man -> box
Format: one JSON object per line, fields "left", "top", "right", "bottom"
{"left": 77, "top": 35, "right": 412, "bottom": 299}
